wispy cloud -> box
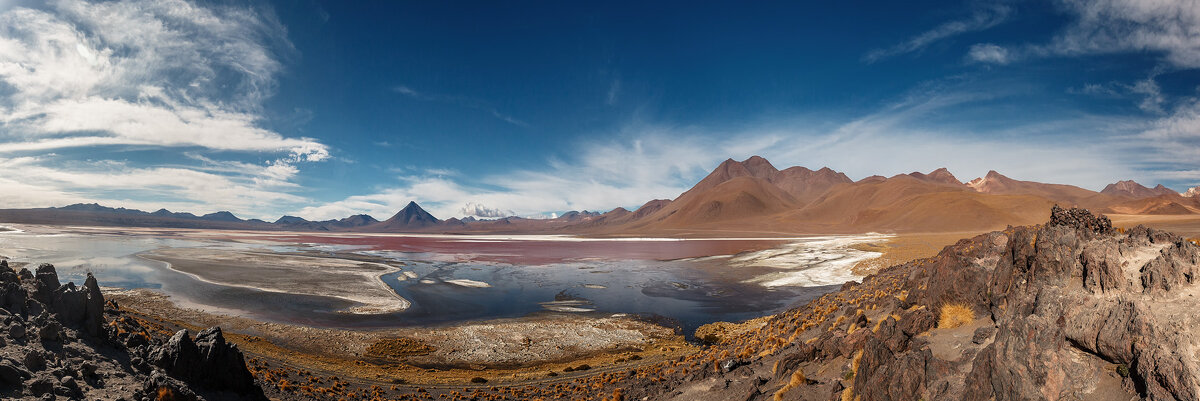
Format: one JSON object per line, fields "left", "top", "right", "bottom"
{"left": 392, "top": 85, "right": 529, "bottom": 127}
{"left": 971, "top": 0, "right": 1200, "bottom": 69}
{"left": 0, "top": 0, "right": 327, "bottom": 218}
{"left": 606, "top": 79, "right": 621, "bottom": 106}
{"left": 966, "top": 43, "right": 1010, "bottom": 64}
{"left": 0, "top": 156, "right": 308, "bottom": 217}
{"left": 864, "top": 4, "right": 1010, "bottom": 63}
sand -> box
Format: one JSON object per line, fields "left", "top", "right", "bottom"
{"left": 1109, "top": 214, "right": 1200, "bottom": 239}
{"left": 140, "top": 247, "right": 409, "bottom": 314}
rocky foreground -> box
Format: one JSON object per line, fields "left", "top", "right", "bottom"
{"left": 0, "top": 261, "right": 264, "bottom": 400}
{"left": 2, "top": 206, "right": 1198, "bottom": 400}
{"left": 609, "top": 206, "right": 1199, "bottom": 400}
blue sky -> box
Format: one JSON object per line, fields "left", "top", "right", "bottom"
{"left": 1, "top": 0, "right": 1199, "bottom": 220}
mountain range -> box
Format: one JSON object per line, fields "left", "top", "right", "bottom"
{"left": 2, "top": 156, "right": 1198, "bottom": 235}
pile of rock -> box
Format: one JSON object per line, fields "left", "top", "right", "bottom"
{"left": 0, "top": 261, "right": 266, "bottom": 400}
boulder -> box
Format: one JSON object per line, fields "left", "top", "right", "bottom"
{"left": 151, "top": 327, "right": 264, "bottom": 397}
{"left": 0, "top": 359, "right": 29, "bottom": 385}
{"left": 32, "top": 264, "right": 59, "bottom": 304}
{"left": 1047, "top": 204, "right": 1113, "bottom": 235}
{"left": 140, "top": 371, "right": 201, "bottom": 401}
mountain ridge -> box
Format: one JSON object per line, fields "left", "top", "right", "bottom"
{"left": 2, "top": 156, "right": 1195, "bottom": 235}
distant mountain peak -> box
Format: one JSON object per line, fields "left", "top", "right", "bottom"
{"left": 907, "top": 168, "right": 962, "bottom": 186}
{"left": 200, "top": 211, "right": 242, "bottom": 222}
{"left": 379, "top": 201, "right": 440, "bottom": 230}
{"left": 274, "top": 215, "right": 308, "bottom": 225}
{"left": 740, "top": 155, "right": 779, "bottom": 178}
{"left": 1101, "top": 180, "right": 1178, "bottom": 199}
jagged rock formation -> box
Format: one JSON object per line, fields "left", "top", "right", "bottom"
{"left": 150, "top": 327, "right": 259, "bottom": 394}
{"left": 604, "top": 206, "right": 1199, "bottom": 400}
{"left": 0, "top": 261, "right": 265, "bottom": 400}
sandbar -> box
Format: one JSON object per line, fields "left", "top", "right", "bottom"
{"left": 140, "top": 247, "right": 409, "bottom": 314}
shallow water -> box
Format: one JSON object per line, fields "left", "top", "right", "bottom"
{"left": 0, "top": 225, "right": 885, "bottom": 335}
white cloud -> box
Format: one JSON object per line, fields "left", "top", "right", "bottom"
{"left": 1049, "top": 0, "right": 1200, "bottom": 69}
{"left": 1129, "top": 77, "right": 1166, "bottom": 114}
{"left": 1130, "top": 98, "right": 1200, "bottom": 164}
{"left": 0, "top": 0, "right": 328, "bottom": 217}
{"left": 979, "top": 0, "right": 1200, "bottom": 69}
{"left": 966, "top": 43, "right": 1010, "bottom": 64}
{"left": 0, "top": 0, "right": 325, "bottom": 158}
{"left": 459, "top": 202, "right": 514, "bottom": 219}
{"left": 0, "top": 156, "right": 309, "bottom": 218}
{"left": 864, "top": 4, "right": 1010, "bottom": 63}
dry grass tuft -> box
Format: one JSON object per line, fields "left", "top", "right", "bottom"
{"left": 938, "top": 303, "right": 975, "bottom": 329}
{"left": 851, "top": 350, "right": 863, "bottom": 373}
{"left": 773, "top": 369, "right": 807, "bottom": 401}
{"left": 155, "top": 387, "right": 177, "bottom": 401}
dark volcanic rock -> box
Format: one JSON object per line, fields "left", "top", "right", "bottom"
{"left": 1048, "top": 204, "right": 1113, "bottom": 235}
{"left": 151, "top": 327, "right": 264, "bottom": 397}
{"left": 0, "top": 263, "right": 267, "bottom": 400}
{"left": 0, "top": 358, "right": 29, "bottom": 385}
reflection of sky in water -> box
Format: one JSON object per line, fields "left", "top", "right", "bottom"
{"left": 0, "top": 226, "right": 878, "bottom": 335}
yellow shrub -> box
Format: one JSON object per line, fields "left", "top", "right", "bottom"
{"left": 773, "top": 369, "right": 807, "bottom": 401}
{"left": 938, "top": 303, "right": 975, "bottom": 329}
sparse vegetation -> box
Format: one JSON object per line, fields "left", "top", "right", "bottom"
{"left": 773, "top": 369, "right": 807, "bottom": 401}
{"left": 364, "top": 337, "right": 436, "bottom": 361}
{"left": 938, "top": 303, "right": 975, "bottom": 329}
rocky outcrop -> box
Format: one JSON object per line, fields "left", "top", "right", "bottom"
{"left": 0, "top": 262, "right": 266, "bottom": 400}
{"left": 151, "top": 327, "right": 261, "bottom": 395}
{"left": 607, "top": 207, "right": 1200, "bottom": 400}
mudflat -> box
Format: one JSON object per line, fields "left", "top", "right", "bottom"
{"left": 108, "top": 288, "right": 690, "bottom": 385}
{"left": 140, "top": 247, "right": 410, "bottom": 314}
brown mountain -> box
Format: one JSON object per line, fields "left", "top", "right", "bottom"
{"left": 904, "top": 167, "right": 963, "bottom": 186}
{"left": 966, "top": 170, "right": 1116, "bottom": 209}
{"left": 617, "top": 157, "right": 815, "bottom": 232}
{"left": 680, "top": 156, "right": 853, "bottom": 206}
{"left": 1100, "top": 180, "right": 1178, "bottom": 199}
{"left": 1105, "top": 195, "right": 1198, "bottom": 215}
{"left": 781, "top": 173, "right": 1053, "bottom": 233}
{"left": 634, "top": 175, "right": 800, "bottom": 230}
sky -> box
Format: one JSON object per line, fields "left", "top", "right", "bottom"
{"left": 1, "top": 0, "right": 1199, "bottom": 221}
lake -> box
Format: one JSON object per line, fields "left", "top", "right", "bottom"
{"left": 0, "top": 225, "right": 887, "bottom": 335}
